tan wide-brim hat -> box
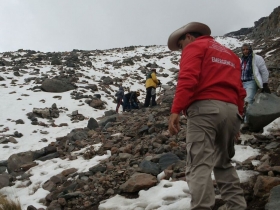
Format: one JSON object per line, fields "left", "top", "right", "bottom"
{"left": 167, "top": 22, "right": 211, "bottom": 51}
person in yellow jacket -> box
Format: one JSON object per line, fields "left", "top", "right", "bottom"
{"left": 144, "top": 69, "right": 160, "bottom": 107}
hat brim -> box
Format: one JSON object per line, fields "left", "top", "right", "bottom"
{"left": 167, "top": 22, "right": 211, "bottom": 51}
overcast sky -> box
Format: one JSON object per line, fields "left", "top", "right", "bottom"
{"left": 0, "top": 0, "right": 279, "bottom": 52}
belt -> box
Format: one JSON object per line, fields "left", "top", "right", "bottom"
{"left": 242, "top": 79, "right": 253, "bottom": 82}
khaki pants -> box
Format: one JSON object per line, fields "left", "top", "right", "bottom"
{"left": 186, "top": 100, "right": 246, "bottom": 210}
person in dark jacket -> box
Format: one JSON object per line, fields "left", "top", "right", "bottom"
{"left": 123, "top": 91, "right": 140, "bottom": 111}
{"left": 115, "top": 86, "right": 124, "bottom": 113}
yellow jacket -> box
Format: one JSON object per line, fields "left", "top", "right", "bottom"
{"left": 145, "top": 72, "right": 159, "bottom": 88}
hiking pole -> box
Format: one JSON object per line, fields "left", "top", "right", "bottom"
{"left": 157, "top": 80, "right": 162, "bottom": 96}
{"left": 158, "top": 84, "right": 162, "bottom": 96}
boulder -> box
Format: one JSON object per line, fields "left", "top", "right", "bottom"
{"left": 0, "top": 173, "right": 11, "bottom": 189}
{"left": 7, "top": 151, "right": 34, "bottom": 174}
{"left": 89, "top": 98, "right": 104, "bottom": 109}
{"left": 265, "top": 185, "right": 280, "bottom": 210}
{"left": 41, "top": 78, "right": 76, "bottom": 93}
{"left": 101, "top": 76, "right": 113, "bottom": 85}
{"left": 87, "top": 118, "right": 99, "bottom": 130}
{"left": 247, "top": 93, "right": 280, "bottom": 131}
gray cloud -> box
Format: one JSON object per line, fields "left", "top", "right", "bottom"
{"left": 0, "top": 0, "right": 279, "bottom": 52}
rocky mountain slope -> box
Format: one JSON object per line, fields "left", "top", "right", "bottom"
{"left": 225, "top": 5, "right": 280, "bottom": 71}
{"left": 0, "top": 6, "right": 280, "bottom": 210}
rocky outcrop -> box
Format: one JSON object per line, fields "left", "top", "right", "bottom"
{"left": 225, "top": 6, "right": 280, "bottom": 69}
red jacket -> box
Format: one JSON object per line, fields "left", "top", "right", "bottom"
{"left": 171, "top": 36, "right": 246, "bottom": 115}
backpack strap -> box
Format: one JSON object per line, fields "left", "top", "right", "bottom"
{"left": 146, "top": 72, "right": 152, "bottom": 80}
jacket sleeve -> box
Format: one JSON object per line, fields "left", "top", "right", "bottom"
{"left": 256, "top": 55, "right": 269, "bottom": 83}
{"left": 151, "top": 73, "right": 159, "bottom": 85}
{"left": 171, "top": 43, "right": 204, "bottom": 114}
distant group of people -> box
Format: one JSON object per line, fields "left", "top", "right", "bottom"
{"left": 115, "top": 69, "right": 161, "bottom": 113}
{"left": 115, "top": 87, "right": 140, "bottom": 113}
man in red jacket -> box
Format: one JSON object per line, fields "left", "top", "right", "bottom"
{"left": 167, "top": 22, "right": 247, "bottom": 210}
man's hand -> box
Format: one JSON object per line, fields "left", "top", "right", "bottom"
{"left": 168, "top": 113, "right": 180, "bottom": 135}
{"left": 262, "top": 83, "right": 271, "bottom": 94}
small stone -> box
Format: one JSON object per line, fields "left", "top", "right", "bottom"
{"left": 8, "top": 137, "right": 18, "bottom": 144}
{"left": 41, "top": 138, "right": 48, "bottom": 142}
{"left": 61, "top": 168, "right": 77, "bottom": 177}
{"left": 268, "top": 171, "right": 275, "bottom": 177}
{"left": 40, "top": 131, "right": 49, "bottom": 134}
{"left": 15, "top": 119, "right": 24, "bottom": 124}
{"left": 57, "top": 197, "right": 66, "bottom": 206}
{"left": 106, "top": 188, "right": 114, "bottom": 195}
{"left": 84, "top": 201, "right": 92, "bottom": 207}
{"left": 83, "top": 185, "right": 89, "bottom": 190}
{"left": 72, "top": 110, "right": 78, "bottom": 116}
{"left": 98, "top": 187, "right": 105, "bottom": 194}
